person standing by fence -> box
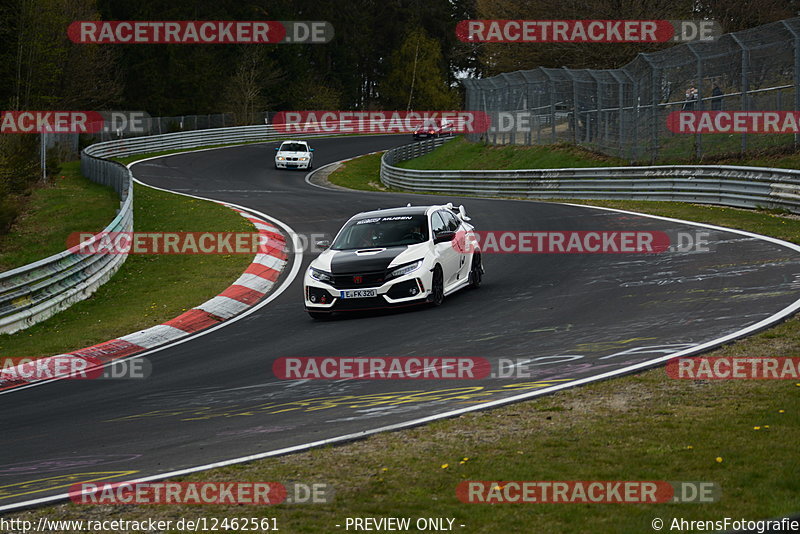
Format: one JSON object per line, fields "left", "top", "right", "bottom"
{"left": 711, "top": 83, "right": 723, "bottom": 110}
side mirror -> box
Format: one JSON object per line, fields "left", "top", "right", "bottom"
{"left": 315, "top": 240, "right": 331, "bottom": 250}
{"left": 274, "top": 147, "right": 279, "bottom": 151}
{"left": 310, "top": 148, "right": 315, "bottom": 151}
{"left": 433, "top": 231, "right": 456, "bottom": 244}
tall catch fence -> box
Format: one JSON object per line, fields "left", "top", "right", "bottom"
{"left": 463, "top": 17, "right": 800, "bottom": 163}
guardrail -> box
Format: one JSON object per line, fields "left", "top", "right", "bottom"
{"left": 84, "top": 122, "right": 412, "bottom": 159}
{"left": 85, "top": 124, "right": 314, "bottom": 158}
{"left": 0, "top": 158, "right": 132, "bottom": 334}
{"left": 0, "top": 122, "right": 401, "bottom": 334}
{"left": 381, "top": 139, "right": 800, "bottom": 214}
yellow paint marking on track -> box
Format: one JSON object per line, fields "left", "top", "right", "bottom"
{"left": 106, "top": 380, "right": 575, "bottom": 423}
{"left": 0, "top": 471, "right": 138, "bottom": 500}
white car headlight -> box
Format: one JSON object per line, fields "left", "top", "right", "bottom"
{"left": 386, "top": 259, "right": 422, "bottom": 280}
{"left": 309, "top": 267, "right": 333, "bottom": 283}
{"left": 277, "top": 156, "right": 285, "bottom": 161}
{"left": 299, "top": 157, "right": 308, "bottom": 161}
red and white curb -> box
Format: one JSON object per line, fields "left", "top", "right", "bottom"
{"left": 0, "top": 208, "right": 289, "bottom": 392}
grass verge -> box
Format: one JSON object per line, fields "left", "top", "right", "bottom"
{"left": 326, "top": 153, "right": 399, "bottom": 191}
{"left": 0, "top": 177, "right": 253, "bottom": 359}
{"left": 8, "top": 144, "right": 800, "bottom": 531}
{"left": 396, "top": 137, "right": 625, "bottom": 170}
{"left": 0, "top": 161, "right": 119, "bottom": 272}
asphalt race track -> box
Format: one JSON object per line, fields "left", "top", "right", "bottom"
{"left": 2, "top": 134, "right": 800, "bottom": 510}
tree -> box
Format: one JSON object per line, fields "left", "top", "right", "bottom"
{"left": 380, "top": 26, "right": 460, "bottom": 110}
{"left": 222, "top": 47, "right": 285, "bottom": 125}
{"left": 1, "top": 0, "right": 121, "bottom": 110}
{"left": 474, "top": 0, "right": 696, "bottom": 75}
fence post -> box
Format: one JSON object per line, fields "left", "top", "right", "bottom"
{"left": 730, "top": 34, "right": 750, "bottom": 153}
{"left": 687, "top": 43, "right": 703, "bottom": 159}
{"left": 621, "top": 68, "right": 639, "bottom": 161}
{"left": 782, "top": 20, "right": 800, "bottom": 149}
{"left": 564, "top": 68, "right": 579, "bottom": 146}
{"left": 537, "top": 70, "right": 555, "bottom": 143}
{"left": 640, "top": 54, "right": 660, "bottom": 163}
{"left": 610, "top": 70, "right": 627, "bottom": 159}
{"left": 586, "top": 70, "right": 603, "bottom": 149}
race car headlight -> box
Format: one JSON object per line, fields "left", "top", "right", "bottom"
{"left": 299, "top": 157, "right": 308, "bottom": 161}
{"left": 386, "top": 259, "right": 422, "bottom": 280}
{"left": 277, "top": 156, "right": 285, "bottom": 161}
{"left": 309, "top": 267, "right": 333, "bottom": 283}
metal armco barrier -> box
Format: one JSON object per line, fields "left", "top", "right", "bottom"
{"left": 0, "top": 157, "right": 132, "bottom": 334}
{"left": 381, "top": 139, "right": 800, "bottom": 214}
{"left": 0, "top": 123, "right": 392, "bottom": 334}
{"left": 84, "top": 123, "right": 386, "bottom": 159}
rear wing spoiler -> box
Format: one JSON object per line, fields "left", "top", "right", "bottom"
{"left": 445, "top": 202, "right": 471, "bottom": 222}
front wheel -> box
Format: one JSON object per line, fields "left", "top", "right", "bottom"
{"left": 468, "top": 253, "right": 483, "bottom": 289}
{"left": 429, "top": 266, "right": 444, "bottom": 306}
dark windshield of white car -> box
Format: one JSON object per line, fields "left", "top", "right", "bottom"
{"left": 331, "top": 215, "right": 429, "bottom": 250}
{"left": 280, "top": 143, "right": 307, "bottom": 152}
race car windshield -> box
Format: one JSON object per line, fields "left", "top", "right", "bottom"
{"left": 331, "top": 214, "right": 430, "bottom": 250}
{"left": 280, "top": 143, "right": 307, "bottom": 152}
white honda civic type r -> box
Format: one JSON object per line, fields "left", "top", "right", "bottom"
{"left": 303, "top": 203, "right": 483, "bottom": 319}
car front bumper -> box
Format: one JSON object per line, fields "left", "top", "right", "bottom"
{"left": 304, "top": 270, "right": 432, "bottom": 313}
{"left": 275, "top": 160, "right": 311, "bottom": 169}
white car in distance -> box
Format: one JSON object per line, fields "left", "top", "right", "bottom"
{"left": 274, "top": 140, "right": 314, "bottom": 170}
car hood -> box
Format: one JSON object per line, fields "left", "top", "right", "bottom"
{"left": 276, "top": 151, "right": 310, "bottom": 156}
{"left": 312, "top": 243, "right": 428, "bottom": 273}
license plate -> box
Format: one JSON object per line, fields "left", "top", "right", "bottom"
{"left": 340, "top": 289, "right": 377, "bottom": 299}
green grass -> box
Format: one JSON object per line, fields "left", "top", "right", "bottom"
{"left": 657, "top": 132, "right": 798, "bottom": 164}
{"left": 721, "top": 150, "right": 800, "bottom": 170}
{"left": 0, "top": 162, "right": 120, "bottom": 271}
{"left": 571, "top": 200, "right": 799, "bottom": 245}
{"left": 326, "top": 153, "right": 398, "bottom": 191}
{"left": 397, "top": 137, "right": 625, "bottom": 170}
{"left": 0, "top": 181, "right": 253, "bottom": 359}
